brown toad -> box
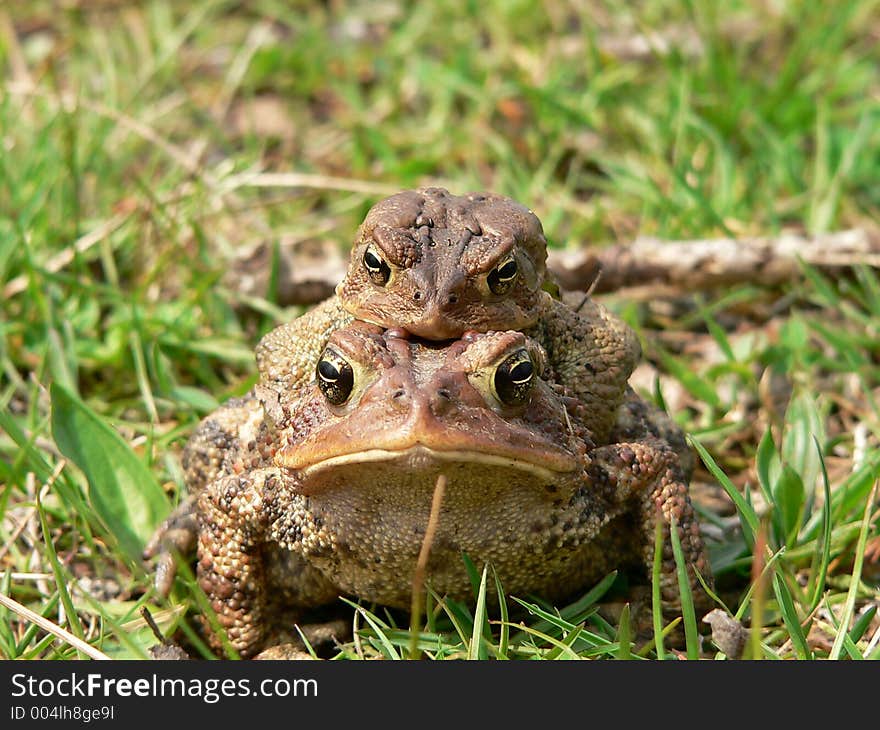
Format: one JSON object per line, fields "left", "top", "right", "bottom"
{"left": 195, "top": 323, "right": 711, "bottom": 657}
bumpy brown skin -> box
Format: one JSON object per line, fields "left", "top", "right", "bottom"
{"left": 611, "top": 386, "right": 695, "bottom": 480}
{"left": 144, "top": 395, "right": 264, "bottom": 593}
{"left": 195, "top": 324, "right": 711, "bottom": 658}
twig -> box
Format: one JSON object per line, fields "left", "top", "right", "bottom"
{"left": 140, "top": 606, "right": 167, "bottom": 644}
{"left": 549, "top": 228, "right": 880, "bottom": 294}
{"left": 408, "top": 473, "right": 447, "bottom": 659}
{"left": 0, "top": 590, "right": 111, "bottom": 660}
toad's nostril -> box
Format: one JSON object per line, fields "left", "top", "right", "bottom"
{"left": 392, "top": 389, "right": 406, "bottom": 399}
{"left": 413, "top": 290, "right": 423, "bottom": 302}
{"left": 431, "top": 388, "right": 454, "bottom": 414}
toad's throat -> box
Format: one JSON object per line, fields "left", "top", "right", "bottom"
{"left": 278, "top": 444, "right": 578, "bottom": 482}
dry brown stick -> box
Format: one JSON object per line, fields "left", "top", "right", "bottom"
{"left": 408, "top": 473, "right": 447, "bottom": 660}
{"left": 549, "top": 229, "right": 880, "bottom": 294}
{"left": 0, "top": 590, "right": 111, "bottom": 660}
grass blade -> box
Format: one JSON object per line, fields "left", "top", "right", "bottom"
{"left": 341, "top": 599, "right": 401, "bottom": 660}
{"left": 50, "top": 382, "right": 169, "bottom": 562}
{"left": 670, "top": 517, "right": 700, "bottom": 660}
{"left": 829, "top": 482, "right": 877, "bottom": 660}
{"left": 755, "top": 427, "right": 779, "bottom": 506}
{"left": 492, "top": 567, "right": 509, "bottom": 659}
{"left": 771, "top": 572, "right": 811, "bottom": 660}
{"left": 509, "top": 597, "right": 610, "bottom": 649}
{"left": 656, "top": 350, "right": 721, "bottom": 409}
{"left": 849, "top": 605, "right": 876, "bottom": 645}
{"left": 34, "top": 487, "right": 86, "bottom": 656}
{"left": 808, "top": 437, "right": 833, "bottom": 614}
{"left": 652, "top": 519, "right": 666, "bottom": 660}
{"left": 172, "top": 559, "right": 239, "bottom": 660}
{"left": 616, "top": 603, "right": 633, "bottom": 660}
{"left": 510, "top": 623, "right": 583, "bottom": 660}
{"left": 507, "top": 572, "right": 615, "bottom": 645}
{"left": 690, "top": 437, "right": 759, "bottom": 540}
{"left": 468, "top": 564, "right": 489, "bottom": 660}
{"left": 822, "top": 598, "right": 864, "bottom": 660}
{"left": 774, "top": 465, "right": 806, "bottom": 548}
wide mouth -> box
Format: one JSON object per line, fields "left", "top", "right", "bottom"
{"left": 291, "top": 444, "right": 573, "bottom": 482}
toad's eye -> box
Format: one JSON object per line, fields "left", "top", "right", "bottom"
{"left": 493, "top": 348, "right": 535, "bottom": 405}
{"left": 316, "top": 349, "right": 354, "bottom": 405}
{"left": 363, "top": 244, "right": 391, "bottom": 286}
{"left": 487, "top": 256, "right": 518, "bottom": 295}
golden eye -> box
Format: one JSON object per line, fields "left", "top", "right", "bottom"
{"left": 493, "top": 348, "right": 534, "bottom": 405}
{"left": 316, "top": 349, "right": 354, "bottom": 405}
{"left": 363, "top": 244, "right": 391, "bottom": 286}
{"left": 487, "top": 256, "right": 518, "bottom": 295}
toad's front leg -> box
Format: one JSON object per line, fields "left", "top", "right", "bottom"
{"left": 589, "top": 440, "right": 713, "bottom": 618}
{"left": 197, "top": 467, "right": 340, "bottom": 658}
{"left": 197, "top": 468, "right": 279, "bottom": 658}
{"left": 145, "top": 393, "right": 264, "bottom": 597}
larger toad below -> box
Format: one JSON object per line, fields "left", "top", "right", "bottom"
{"left": 196, "top": 323, "right": 711, "bottom": 657}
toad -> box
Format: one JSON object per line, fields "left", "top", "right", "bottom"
{"left": 146, "top": 188, "right": 688, "bottom": 598}
{"left": 195, "top": 323, "right": 711, "bottom": 657}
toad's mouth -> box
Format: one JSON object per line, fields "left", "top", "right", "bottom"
{"left": 277, "top": 432, "right": 581, "bottom": 484}
{"left": 286, "top": 445, "right": 573, "bottom": 482}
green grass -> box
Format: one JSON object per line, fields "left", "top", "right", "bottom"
{"left": 1, "top": 0, "right": 878, "bottom": 660}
